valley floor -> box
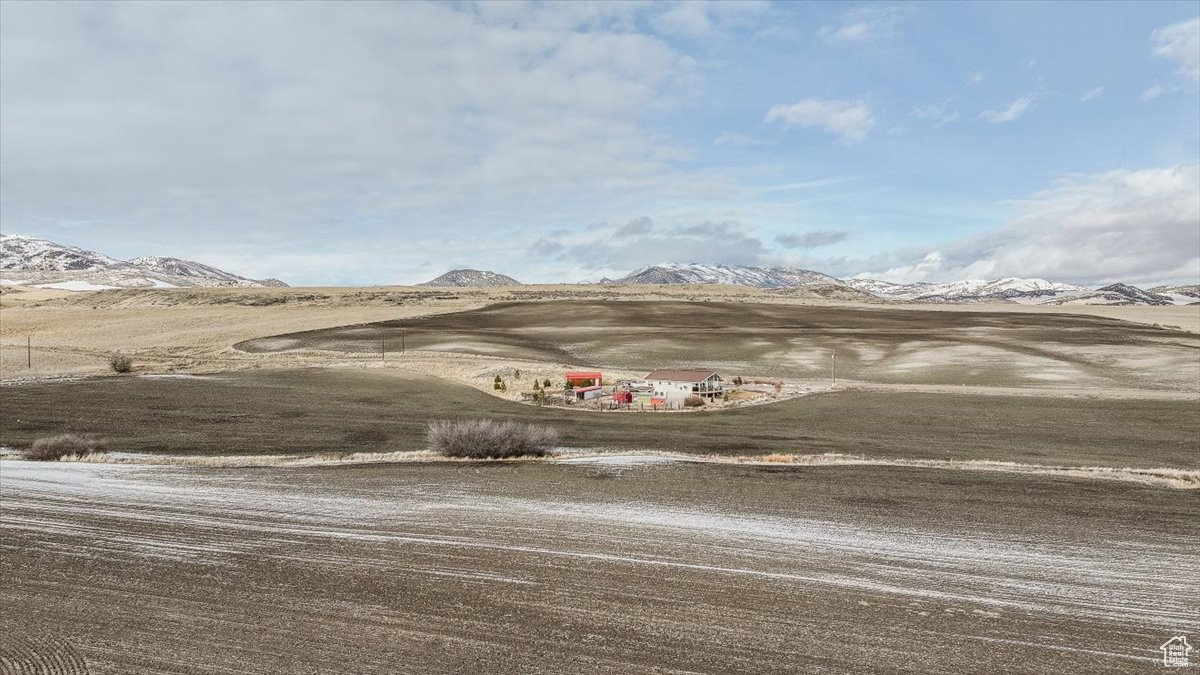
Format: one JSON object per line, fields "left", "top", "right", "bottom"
{"left": 3, "top": 460, "right": 1196, "bottom": 674}
{"left": 1, "top": 286, "right": 1197, "bottom": 673}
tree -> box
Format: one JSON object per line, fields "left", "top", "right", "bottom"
{"left": 514, "top": 369, "right": 521, "bottom": 379}
{"left": 494, "top": 375, "right": 503, "bottom": 390}
{"left": 543, "top": 379, "right": 551, "bottom": 388}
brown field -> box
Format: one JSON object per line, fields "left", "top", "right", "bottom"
{"left": 235, "top": 299, "right": 1200, "bottom": 390}
{"left": 1, "top": 368, "right": 1197, "bottom": 468}
{"left": 1, "top": 285, "right": 1198, "bottom": 673}
{"left": 2, "top": 459, "right": 1196, "bottom": 674}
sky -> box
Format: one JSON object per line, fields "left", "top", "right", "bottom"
{"left": 1, "top": 0, "right": 1198, "bottom": 286}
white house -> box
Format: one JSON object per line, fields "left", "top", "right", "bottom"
{"left": 645, "top": 369, "right": 724, "bottom": 401}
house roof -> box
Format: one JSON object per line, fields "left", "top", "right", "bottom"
{"left": 565, "top": 371, "right": 602, "bottom": 379}
{"left": 645, "top": 369, "right": 720, "bottom": 382}
{"left": 573, "top": 385, "right": 603, "bottom": 392}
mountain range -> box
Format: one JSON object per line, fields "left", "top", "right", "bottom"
{"left": 424, "top": 262, "right": 1195, "bottom": 306}
{"left": 0, "top": 235, "right": 286, "bottom": 289}
{"left": 418, "top": 269, "right": 521, "bottom": 287}
{"left": 605, "top": 262, "right": 843, "bottom": 288}
{"left": 3, "top": 236, "right": 1193, "bottom": 306}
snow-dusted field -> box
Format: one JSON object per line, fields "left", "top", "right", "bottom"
{"left": 2, "top": 460, "right": 1196, "bottom": 673}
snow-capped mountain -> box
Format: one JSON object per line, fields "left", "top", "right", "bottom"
{"left": 418, "top": 269, "right": 521, "bottom": 287}
{"left": 126, "top": 256, "right": 250, "bottom": 283}
{"left": 1043, "top": 283, "right": 1174, "bottom": 306}
{"left": 845, "top": 277, "right": 1192, "bottom": 306}
{"left": 0, "top": 234, "right": 119, "bottom": 271}
{"left": 845, "top": 277, "right": 1089, "bottom": 303}
{"left": 1149, "top": 284, "right": 1200, "bottom": 305}
{"left": 0, "top": 234, "right": 287, "bottom": 289}
{"left": 614, "top": 263, "right": 842, "bottom": 288}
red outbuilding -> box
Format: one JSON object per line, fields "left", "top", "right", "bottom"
{"left": 565, "top": 371, "right": 603, "bottom": 387}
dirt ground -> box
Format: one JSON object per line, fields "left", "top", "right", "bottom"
{"left": 2, "top": 368, "right": 1198, "bottom": 468}
{"left": 2, "top": 459, "right": 1196, "bottom": 674}
{"left": 2, "top": 285, "right": 1198, "bottom": 673}
{"left": 235, "top": 299, "right": 1200, "bottom": 391}
{"left": 3, "top": 285, "right": 1198, "bottom": 384}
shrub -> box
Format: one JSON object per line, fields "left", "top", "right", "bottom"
{"left": 23, "top": 434, "right": 108, "bottom": 461}
{"left": 543, "top": 379, "right": 551, "bottom": 388}
{"left": 109, "top": 353, "right": 133, "bottom": 373}
{"left": 426, "top": 419, "right": 559, "bottom": 459}
{"left": 683, "top": 395, "right": 705, "bottom": 407}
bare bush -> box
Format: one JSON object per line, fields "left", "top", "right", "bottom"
{"left": 683, "top": 395, "right": 705, "bottom": 407}
{"left": 23, "top": 434, "right": 108, "bottom": 461}
{"left": 426, "top": 419, "right": 558, "bottom": 459}
{"left": 109, "top": 353, "right": 133, "bottom": 373}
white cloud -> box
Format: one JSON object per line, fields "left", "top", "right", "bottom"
{"left": 817, "top": 5, "right": 903, "bottom": 45}
{"left": 967, "top": 72, "right": 984, "bottom": 86}
{"left": 1151, "top": 17, "right": 1200, "bottom": 82}
{"left": 765, "top": 99, "right": 876, "bottom": 143}
{"left": 911, "top": 101, "right": 959, "bottom": 127}
{"left": 1141, "top": 84, "right": 1167, "bottom": 101}
{"left": 650, "top": 1, "right": 771, "bottom": 36}
{"left": 864, "top": 165, "right": 1200, "bottom": 286}
{"left": 527, "top": 217, "right": 773, "bottom": 277}
{"left": 776, "top": 230, "right": 849, "bottom": 249}
{"left": 1080, "top": 86, "right": 1105, "bottom": 102}
{"left": 713, "top": 131, "right": 774, "bottom": 147}
{"left": 0, "top": 1, "right": 761, "bottom": 284}
{"left": 980, "top": 94, "right": 1036, "bottom": 123}
{"left": 1138, "top": 83, "right": 1187, "bottom": 101}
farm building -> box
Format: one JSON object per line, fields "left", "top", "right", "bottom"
{"left": 565, "top": 371, "right": 603, "bottom": 387}
{"left": 645, "top": 369, "right": 724, "bottom": 401}
{"left": 572, "top": 385, "right": 604, "bottom": 401}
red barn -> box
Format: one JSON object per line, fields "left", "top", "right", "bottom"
{"left": 565, "top": 371, "right": 602, "bottom": 387}
{"left": 612, "top": 390, "right": 633, "bottom": 404}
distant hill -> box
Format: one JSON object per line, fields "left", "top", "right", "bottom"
{"left": 1149, "top": 284, "right": 1200, "bottom": 305}
{"left": 844, "top": 277, "right": 1088, "bottom": 303}
{"left": 1043, "top": 283, "right": 1174, "bottom": 306}
{"left": 613, "top": 262, "right": 842, "bottom": 288}
{"left": 0, "top": 234, "right": 287, "bottom": 289}
{"left": 418, "top": 269, "right": 521, "bottom": 287}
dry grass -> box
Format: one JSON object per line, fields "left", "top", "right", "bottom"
{"left": 426, "top": 419, "right": 559, "bottom": 459}
{"left": 109, "top": 353, "right": 133, "bottom": 373}
{"left": 35, "top": 447, "right": 1200, "bottom": 489}
{"left": 724, "top": 389, "right": 764, "bottom": 401}
{"left": 725, "top": 452, "right": 1200, "bottom": 489}
{"left": 23, "top": 434, "right": 108, "bottom": 461}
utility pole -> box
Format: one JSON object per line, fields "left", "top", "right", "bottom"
{"left": 831, "top": 348, "right": 836, "bottom": 386}
{"left": 27, "top": 335, "right": 32, "bottom": 369}
{"left": 400, "top": 331, "right": 405, "bottom": 355}
{"left": 381, "top": 339, "right": 386, "bottom": 364}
